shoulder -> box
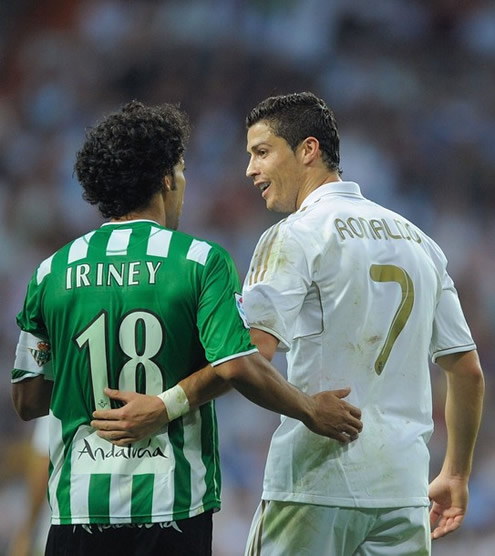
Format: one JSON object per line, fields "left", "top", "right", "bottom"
{"left": 171, "top": 230, "right": 236, "bottom": 272}
{"left": 30, "top": 235, "right": 86, "bottom": 286}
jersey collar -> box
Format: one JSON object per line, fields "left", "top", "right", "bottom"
{"left": 299, "top": 181, "right": 363, "bottom": 211}
{"left": 101, "top": 219, "right": 162, "bottom": 227}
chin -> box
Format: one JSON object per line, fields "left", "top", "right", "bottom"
{"left": 266, "top": 201, "right": 287, "bottom": 214}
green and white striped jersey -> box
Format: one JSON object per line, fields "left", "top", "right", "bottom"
{"left": 13, "top": 220, "right": 256, "bottom": 525}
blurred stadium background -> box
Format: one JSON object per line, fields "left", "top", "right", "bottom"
{"left": 0, "top": 1, "right": 494, "bottom": 554}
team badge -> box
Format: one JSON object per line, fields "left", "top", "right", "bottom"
{"left": 235, "top": 293, "right": 250, "bottom": 329}
{"left": 29, "top": 341, "right": 52, "bottom": 367}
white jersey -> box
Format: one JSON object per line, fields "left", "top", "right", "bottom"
{"left": 243, "top": 181, "right": 475, "bottom": 508}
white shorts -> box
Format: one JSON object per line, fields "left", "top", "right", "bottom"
{"left": 244, "top": 500, "right": 431, "bottom": 556}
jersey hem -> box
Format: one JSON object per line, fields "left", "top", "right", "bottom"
{"left": 50, "top": 500, "right": 221, "bottom": 525}
{"left": 431, "top": 343, "right": 476, "bottom": 363}
{"left": 261, "top": 491, "right": 429, "bottom": 508}
{"left": 210, "top": 348, "right": 258, "bottom": 366}
{"left": 11, "top": 369, "right": 53, "bottom": 383}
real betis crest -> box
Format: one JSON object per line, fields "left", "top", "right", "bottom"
{"left": 29, "top": 341, "right": 51, "bottom": 367}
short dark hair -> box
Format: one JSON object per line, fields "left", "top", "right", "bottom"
{"left": 75, "top": 100, "right": 190, "bottom": 218}
{"left": 246, "top": 92, "right": 341, "bottom": 174}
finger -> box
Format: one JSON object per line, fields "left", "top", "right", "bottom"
{"left": 103, "top": 387, "right": 133, "bottom": 402}
{"left": 345, "top": 415, "right": 363, "bottom": 430}
{"left": 339, "top": 412, "right": 363, "bottom": 431}
{"left": 429, "top": 508, "right": 440, "bottom": 529}
{"left": 97, "top": 433, "right": 136, "bottom": 447}
{"left": 111, "top": 438, "right": 135, "bottom": 447}
{"left": 92, "top": 408, "right": 122, "bottom": 420}
{"left": 432, "top": 524, "right": 453, "bottom": 540}
{"left": 91, "top": 419, "right": 126, "bottom": 431}
{"left": 333, "top": 387, "right": 351, "bottom": 399}
{"left": 96, "top": 429, "right": 132, "bottom": 442}
{"left": 346, "top": 405, "right": 362, "bottom": 419}
{"left": 327, "top": 428, "right": 353, "bottom": 444}
{"left": 341, "top": 426, "right": 360, "bottom": 441}
{"left": 431, "top": 515, "right": 463, "bottom": 540}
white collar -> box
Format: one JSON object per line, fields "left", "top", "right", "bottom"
{"left": 299, "top": 181, "right": 363, "bottom": 211}
{"left": 101, "top": 219, "right": 161, "bottom": 227}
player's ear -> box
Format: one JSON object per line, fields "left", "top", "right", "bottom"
{"left": 163, "top": 174, "right": 177, "bottom": 191}
{"left": 300, "top": 136, "right": 320, "bottom": 165}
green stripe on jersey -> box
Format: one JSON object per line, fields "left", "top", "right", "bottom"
{"left": 170, "top": 419, "right": 192, "bottom": 519}
{"left": 131, "top": 474, "right": 154, "bottom": 522}
{"left": 89, "top": 474, "right": 111, "bottom": 523}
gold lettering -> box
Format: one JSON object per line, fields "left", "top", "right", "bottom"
{"left": 347, "top": 218, "right": 365, "bottom": 238}
{"left": 334, "top": 218, "right": 354, "bottom": 240}
{"left": 370, "top": 219, "right": 387, "bottom": 240}
{"left": 405, "top": 223, "right": 422, "bottom": 244}
{"left": 358, "top": 218, "right": 376, "bottom": 239}
{"left": 394, "top": 219, "right": 411, "bottom": 240}
{"left": 381, "top": 219, "right": 402, "bottom": 240}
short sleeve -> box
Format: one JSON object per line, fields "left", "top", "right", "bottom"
{"left": 430, "top": 271, "right": 476, "bottom": 362}
{"left": 197, "top": 246, "right": 257, "bottom": 365}
{"left": 12, "top": 269, "right": 53, "bottom": 383}
{"left": 242, "top": 222, "right": 312, "bottom": 351}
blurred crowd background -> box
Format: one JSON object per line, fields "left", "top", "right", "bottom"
{"left": 0, "top": 1, "right": 494, "bottom": 554}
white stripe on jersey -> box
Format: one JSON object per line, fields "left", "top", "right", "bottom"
{"left": 36, "top": 254, "right": 55, "bottom": 284}
{"left": 47, "top": 412, "right": 63, "bottom": 523}
{"left": 151, "top": 431, "right": 176, "bottom": 519}
{"left": 70, "top": 472, "right": 91, "bottom": 522}
{"left": 181, "top": 409, "right": 208, "bottom": 517}
{"left": 186, "top": 240, "right": 212, "bottom": 265}
{"left": 109, "top": 474, "right": 133, "bottom": 524}
{"left": 147, "top": 227, "right": 173, "bottom": 258}
{"left": 68, "top": 232, "right": 96, "bottom": 263}
{"left": 106, "top": 229, "right": 132, "bottom": 255}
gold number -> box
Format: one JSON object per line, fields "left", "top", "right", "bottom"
{"left": 369, "top": 264, "right": 414, "bottom": 375}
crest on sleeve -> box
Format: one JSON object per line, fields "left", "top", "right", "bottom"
{"left": 234, "top": 293, "right": 250, "bottom": 329}
{"left": 29, "top": 341, "right": 52, "bottom": 367}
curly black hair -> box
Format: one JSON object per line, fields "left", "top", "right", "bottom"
{"left": 246, "top": 92, "right": 342, "bottom": 175}
{"left": 75, "top": 100, "right": 190, "bottom": 218}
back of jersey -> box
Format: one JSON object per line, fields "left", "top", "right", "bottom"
{"left": 17, "top": 220, "right": 251, "bottom": 524}
{"left": 309, "top": 193, "right": 452, "bottom": 505}
{"left": 245, "top": 183, "right": 475, "bottom": 508}
{"left": 319, "top": 195, "right": 439, "bottom": 422}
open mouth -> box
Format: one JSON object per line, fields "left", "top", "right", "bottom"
{"left": 259, "top": 182, "right": 271, "bottom": 197}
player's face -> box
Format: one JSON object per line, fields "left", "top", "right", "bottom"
{"left": 165, "top": 159, "right": 186, "bottom": 230}
{"left": 246, "top": 122, "right": 305, "bottom": 213}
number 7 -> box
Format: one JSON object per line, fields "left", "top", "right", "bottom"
{"left": 369, "top": 264, "right": 414, "bottom": 375}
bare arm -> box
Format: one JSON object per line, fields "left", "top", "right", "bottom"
{"left": 93, "top": 328, "right": 362, "bottom": 445}
{"left": 12, "top": 376, "right": 53, "bottom": 421}
{"left": 250, "top": 328, "right": 279, "bottom": 361}
{"left": 92, "top": 333, "right": 272, "bottom": 444}
{"left": 92, "top": 363, "right": 230, "bottom": 445}
{"left": 429, "top": 349, "right": 484, "bottom": 540}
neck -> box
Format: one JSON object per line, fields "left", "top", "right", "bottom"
{"left": 111, "top": 192, "right": 166, "bottom": 227}
{"left": 296, "top": 171, "right": 341, "bottom": 210}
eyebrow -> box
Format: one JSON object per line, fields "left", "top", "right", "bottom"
{"left": 248, "top": 142, "right": 270, "bottom": 154}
